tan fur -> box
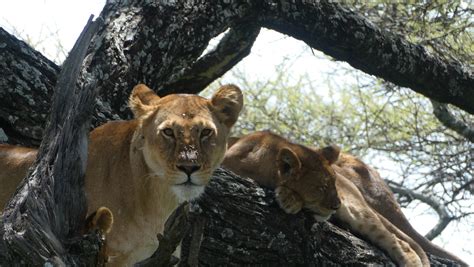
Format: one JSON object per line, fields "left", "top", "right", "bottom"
{"left": 85, "top": 206, "right": 114, "bottom": 234}
{"left": 0, "top": 84, "right": 243, "bottom": 266}
{"left": 223, "top": 131, "right": 430, "bottom": 267}
{"left": 223, "top": 131, "right": 341, "bottom": 220}
{"left": 83, "top": 207, "right": 114, "bottom": 266}
{"left": 0, "top": 145, "right": 37, "bottom": 209}
{"left": 334, "top": 153, "right": 468, "bottom": 266}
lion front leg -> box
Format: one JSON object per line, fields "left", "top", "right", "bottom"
{"left": 336, "top": 201, "right": 424, "bottom": 267}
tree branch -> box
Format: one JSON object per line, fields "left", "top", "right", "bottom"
{"left": 160, "top": 23, "right": 261, "bottom": 95}
{"left": 259, "top": 0, "right": 474, "bottom": 114}
{"left": 2, "top": 0, "right": 473, "bottom": 147}
{"left": 387, "top": 181, "right": 453, "bottom": 240}
{"left": 0, "top": 27, "right": 60, "bottom": 146}
{"left": 431, "top": 100, "right": 474, "bottom": 143}
{"left": 0, "top": 16, "right": 105, "bottom": 265}
{"left": 140, "top": 169, "right": 458, "bottom": 266}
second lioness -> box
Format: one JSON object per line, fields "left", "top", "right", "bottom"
{"left": 223, "top": 131, "right": 429, "bottom": 267}
{"left": 0, "top": 84, "right": 243, "bottom": 266}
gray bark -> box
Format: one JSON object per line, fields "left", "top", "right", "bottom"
{"left": 1, "top": 1, "right": 473, "bottom": 147}
{"left": 431, "top": 100, "right": 474, "bottom": 143}
{"left": 141, "top": 169, "right": 460, "bottom": 266}
{"left": 0, "top": 17, "right": 106, "bottom": 265}
{"left": 258, "top": 1, "right": 473, "bottom": 114}
{"left": 0, "top": 28, "right": 59, "bottom": 146}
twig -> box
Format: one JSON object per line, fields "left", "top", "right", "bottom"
{"left": 387, "top": 180, "right": 453, "bottom": 240}
{"left": 135, "top": 202, "right": 191, "bottom": 267}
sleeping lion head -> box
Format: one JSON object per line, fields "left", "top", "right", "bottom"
{"left": 276, "top": 144, "right": 341, "bottom": 221}
{"left": 129, "top": 84, "right": 243, "bottom": 202}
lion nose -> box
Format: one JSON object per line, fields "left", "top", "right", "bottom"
{"left": 176, "top": 164, "right": 201, "bottom": 176}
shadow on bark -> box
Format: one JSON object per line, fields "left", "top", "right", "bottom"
{"left": 141, "top": 168, "right": 460, "bottom": 266}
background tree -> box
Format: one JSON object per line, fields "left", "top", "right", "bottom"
{"left": 0, "top": 0, "right": 472, "bottom": 265}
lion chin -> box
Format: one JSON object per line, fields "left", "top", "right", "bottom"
{"left": 312, "top": 211, "right": 335, "bottom": 222}
{"left": 172, "top": 184, "right": 205, "bottom": 202}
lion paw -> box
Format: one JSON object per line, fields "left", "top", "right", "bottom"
{"left": 275, "top": 186, "right": 304, "bottom": 214}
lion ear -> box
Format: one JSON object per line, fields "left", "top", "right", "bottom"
{"left": 129, "top": 84, "right": 160, "bottom": 118}
{"left": 277, "top": 147, "right": 302, "bottom": 181}
{"left": 320, "top": 145, "right": 340, "bottom": 165}
{"left": 85, "top": 207, "right": 113, "bottom": 234}
{"left": 210, "top": 84, "right": 243, "bottom": 127}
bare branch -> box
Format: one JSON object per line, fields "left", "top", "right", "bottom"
{"left": 431, "top": 100, "right": 474, "bottom": 143}
{"left": 160, "top": 23, "right": 261, "bottom": 95}
{"left": 387, "top": 181, "right": 453, "bottom": 240}
{"left": 135, "top": 202, "right": 190, "bottom": 267}
{"left": 259, "top": 0, "right": 474, "bottom": 114}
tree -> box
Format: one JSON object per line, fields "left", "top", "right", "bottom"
{"left": 0, "top": 0, "right": 471, "bottom": 265}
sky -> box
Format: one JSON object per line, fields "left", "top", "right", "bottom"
{"left": 0, "top": 0, "right": 471, "bottom": 264}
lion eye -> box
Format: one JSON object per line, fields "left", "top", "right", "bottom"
{"left": 162, "top": 128, "right": 174, "bottom": 138}
{"left": 201, "top": 128, "right": 213, "bottom": 139}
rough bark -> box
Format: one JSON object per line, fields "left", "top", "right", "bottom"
{"left": 0, "top": 17, "right": 106, "bottom": 265}
{"left": 1, "top": 1, "right": 473, "bottom": 147}
{"left": 431, "top": 100, "right": 474, "bottom": 143}
{"left": 141, "top": 169, "right": 459, "bottom": 266}
{"left": 258, "top": 1, "right": 473, "bottom": 114}
{"left": 0, "top": 28, "right": 59, "bottom": 146}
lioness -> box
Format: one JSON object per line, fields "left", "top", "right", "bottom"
{"left": 335, "top": 153, "right": 468, "bottom": 266}
{"left": 0, "top": 84, "right": 243, "bottom": 265}
{"left": 223, "top": 131, "right": 430, "bottom": 267}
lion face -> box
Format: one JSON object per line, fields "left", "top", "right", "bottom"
{"left": 129, "top": 84, "right": 243, "bottom": 202}
{"left": 276, "top": 145, "right": 341, "bottom": 221}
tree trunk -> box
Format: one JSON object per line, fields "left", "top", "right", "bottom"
{"left": 0, "top": 0, "right": 470, "bottom": 265}
{"left": 0, "top": 17, "right": 106, "bottom": 265}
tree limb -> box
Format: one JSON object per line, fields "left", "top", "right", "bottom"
{"left": 141, "top": 169, "right": 459, "bottom": 266}
{"left": 160, "top": 23, "right": 261, "bottom": 95}
{"left": 387, "top": 181, "right": 453, "bottom": 240}
{"left": 0, "top": 16, "right": 105, "bottom": 265}
{"left": 0, "top": 27, "right": 60, "bottom": 146}
{"left": 2, "top": 0, "right": 473, "bottom": 147}
{"left": 431, "top": 100, "right": 474, "bottom": 143}
{"left": 259, "top": 0, "right": 474, "bottom": 114}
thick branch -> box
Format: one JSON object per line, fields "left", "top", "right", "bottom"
{"left": 259, "top": 0, "right": 474, "bottom": 114}
{"left": 3, "top": 0, "right": 473, "bottom": 148}
{"left": 431, "top": 100, "right": 474, "bottom": 143}
{"left": 0, "top": 16, "right": 104, "bottom": 265}
{"left": 161, "top": 23, "right": 261, "bottom": 95}
{"left": 387, "top": 181, "right": 453, "bottom": 240}
{"left": 0, "top": 27, "right": 59, "bottom": 146}
{"left": 140, "top": 169, "right": 458, "bottom": 266}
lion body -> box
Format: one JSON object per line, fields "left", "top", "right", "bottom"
{"left": 334, "top": 153, "right": 467, "bottom": 266}
{"left": 0, "top": 84, "right": 243, "bottom": 266}
{"left": 224, "top": 131, "right": 430, "bottom": 267}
